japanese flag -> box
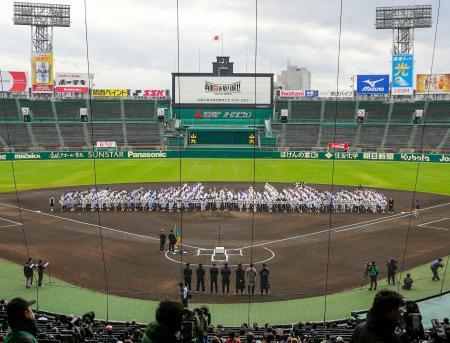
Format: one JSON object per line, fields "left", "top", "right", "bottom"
{"left": 212, "top": 34, "right": 221, "bottom": 41}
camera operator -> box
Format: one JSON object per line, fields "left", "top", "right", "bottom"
{"left": 351, "top": 290, "right": 404, "bottom": 343}
{"left": 142, "top": 300, "right": 183, "bottom": 343}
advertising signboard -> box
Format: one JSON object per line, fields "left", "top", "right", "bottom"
{"left": 392, "top": 54, "right": 413, "bottom": 96}
{"left": 279, "top": 90, "right": 319, "bottom": 99}
{"left": 173, "top": 75, "right": 272, "bottom": 106}
{"left": 0, "top": 71, "right": 27, "bottom": 92}
{"left": 55, "top": 73, "right": 91, "bottom": 93}
{"left": 92, "top": 89, "right": 128, "bottom": 97}
{"left": 31, "top": 52, "right": 54, "bottom": 93}
{"left": 356, "top": 75, "right": 389, "bottom": 94}
{"left": 416, "top": 74, "right": 450, "bottom": 94}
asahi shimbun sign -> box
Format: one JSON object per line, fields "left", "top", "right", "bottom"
{"left": 173, "top": 76, "right": 272, "bottom": 105}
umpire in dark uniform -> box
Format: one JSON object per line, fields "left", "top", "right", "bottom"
{"left": 159, "top": 229, "right": 166, "bottom": 252}
{"left": 386, "top": 258, "right": 398, "bottom": 285}
{"left": 196, "top": 264, "right": 205, "bottom": 293}
{"left": 388, "top": 197, "right": 394, "bottom": 214}
{"left": 37, "top": 259, "right": 47, "bottom": 287}
{"left": 183, "top": 263, "right": 192, "bottom": 291}
{"left": 210, "top": 263, "right": 218, "bottom": 294}
{"left": 259, "top": 263, "right": 270, "bottom": 295}
{"left": 23, "top": 258, "right": 33, "bottom": 288}
{"left": 221, "top": 262, "right": 231, "bottom": 294}
{"left": 235, "top": 264, "right": 246, "bottom": 295}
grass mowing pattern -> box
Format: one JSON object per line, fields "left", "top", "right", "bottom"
{"left": 1, "top": 159, "right": 450, "bottom": 194}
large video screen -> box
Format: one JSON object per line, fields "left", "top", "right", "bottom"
{"left": 173, "top": 75, "right": 272, "bottom": 106}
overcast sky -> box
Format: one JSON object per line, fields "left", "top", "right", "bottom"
{"left": 1, "top": 0, "right": 449, "bottom": 91}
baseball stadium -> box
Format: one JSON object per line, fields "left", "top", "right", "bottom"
{"left": 1, "top": 1, "right": 450, "bottom": 342}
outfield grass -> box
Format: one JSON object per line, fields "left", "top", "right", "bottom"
{"left": 1, "top": 159, "right": 450, "bottom": 195}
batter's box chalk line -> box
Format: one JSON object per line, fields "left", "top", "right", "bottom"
{"left": 417, "top": 217, "right": 450, "bottom": 231}
{"left": 0, "top": 217, "right": 22, "bottom": 229}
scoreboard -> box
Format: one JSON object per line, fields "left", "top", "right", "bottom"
{"left": 188, "top": 129, "right": 257, "bottom": 145}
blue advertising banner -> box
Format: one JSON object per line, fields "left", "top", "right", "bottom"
{"left": 356, "top": 75, "right": 389, "bottom": 94}
{"left": 392, "top": 55, "right": 414, "bottom": 95}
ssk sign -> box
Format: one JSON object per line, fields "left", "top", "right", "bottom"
{"left": 132, "top": 89, "right": 166, "bottom": 97}
{"left": 356, "top": 75, "right": 389, "bottom": 94}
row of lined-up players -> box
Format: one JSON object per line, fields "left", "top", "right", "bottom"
{"left": 181, "top": 262, "right": 270, "bottom": 296}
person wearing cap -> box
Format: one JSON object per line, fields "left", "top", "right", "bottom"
{"left": 430, "top": 258, "right": 444, "bottom": 281}
{"left": 158, "top": 229, "right": 166, "bottom": 252}
{"left": 183, "top": 263, "right": 192, "bottom": 291}
{"left": 351, "top": 290, "right": 404, "bottom": 343}
{"left": 5, "top": 297, "right": 38, "bottom": 343}
{"left": 209, "top": 263, "right": 219, "bottom": 294}
{"left": 196, "top": 264, "right": 206, "bottom": 293}
{"left": 23, "top": 259, "right": 33, "bottom": 289}
{"left": 221, "top": 263, "right": 231, "bottom": 295}
{"left": 235, "top": 264, "right": 245, "bottom": 295}
{"left": 259, "top": 264, "right": 270, "bottom": 295}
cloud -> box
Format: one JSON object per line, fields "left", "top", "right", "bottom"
{"left": 0, "top": 0, "right": 448, "bottom": 90}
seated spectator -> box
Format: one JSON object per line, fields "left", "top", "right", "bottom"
{"left": 5, "top": 297, "right": 38, "bottom": 343}
{"left": 142, "top": 300, "right": 183, "bottom": 343}
{"left": 0, "top": 299, "right": 6, "bottom": 311}
{"left": 351, "top": 290, "right": 404, "bottom": 343}
{"left": 402, "top": 273, "right": 413, "bottom": 290}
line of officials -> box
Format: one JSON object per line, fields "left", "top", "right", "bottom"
{"left": 23, "top": 258, "right": 48, "bottom": 288}
{"left": 180, "top": 262, "right": 270, "bottom": 297}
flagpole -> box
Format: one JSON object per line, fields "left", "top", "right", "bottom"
{"left": 221, "top": 32, "right": 224, "bottom": 56}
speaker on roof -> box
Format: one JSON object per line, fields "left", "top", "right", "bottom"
{"left": 157, "top": 108, "right": 165, "bottom": 121}
{"left": 21, "top": 107, "right": 31, "bottom": 122}
{"left": 357, "top": 109, "right": 365, "bottom": 123}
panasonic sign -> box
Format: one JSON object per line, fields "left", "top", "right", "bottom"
{"left": 356, "top": 75, "right": 389, "bottom": 95}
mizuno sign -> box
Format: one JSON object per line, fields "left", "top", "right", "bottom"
{"left": 356, "top": 75, "right": 389, "bottom": 94}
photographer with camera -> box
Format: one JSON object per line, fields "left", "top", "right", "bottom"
{"left": 351, "top": 290, "right": 404, "bottom": 343}
{"left": 142, "top": 300, "right": 183, "bottom": 343}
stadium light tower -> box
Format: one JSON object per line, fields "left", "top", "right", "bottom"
{"left": 13, "top": 2, "right": 71, "bottom": 53}
{"left": 376, "top": 5, "right": 432, "bottom": 55}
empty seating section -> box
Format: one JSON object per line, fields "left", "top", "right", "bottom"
{"left": 59, "top": 124, "right": 88, "bottom": 147}
{"left": 0, "top": 123, "right": 32, "bottom": 147}
{"left": 390, "top": 102, "right": 423, "bottom": 122}
{"left": 126, "top": 123, "right": 161, "bottom": 146}
{"left": 284, "top": 124, "right": 320, "bottom": 148}
{"left": 290, "top": 101, "right": 322, "bottom": 121}
{"left": 31, "top": 123, "right": 59, "bottom": 147}
{"left": 323, "top": 101, "right": 356, "bottom": 122}
{"left": 384, "top": 125, "right": 415, "bottom": 149}
{"left": 425, "top": 101, "right": 450, "bottom": 122}
{"left": 1, "top": 99, "right": 19, "bottom": 121}
{"left": 320, "top": 126, "right": 358, "bottom": 146}
{"left": 358, "top": 101, "right": 390, "bottom": 122}
{"left": 357, "top": 125, "right": 385, "bottom": 148}
{"left": 28, "top": 100, "right": 54, "bottom": 121}
{"left": 54, "top": 100, "right": 86, "bottom": 121}
{"left": 90, "top": 100, "right": 122, "bottom": 120}
{"left": 409, "top": 126, "right": 450, "bottom": 151}
{"left": 123, "top": 100, "right": 155, "bottom": 120}
{"left": 91, "top": 123, "right": 125, "bottom": 144}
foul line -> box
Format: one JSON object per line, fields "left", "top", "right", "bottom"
{"left": 0, "top": 202, "right": 203, "bottom": 250}
{"left": 237, "top": 202, "right": 450, "bottom": 250}
{"left": 0, "top": 201, "right": 449, "bottom": 251}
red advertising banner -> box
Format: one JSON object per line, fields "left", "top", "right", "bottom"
{"left": 328, "top": 142, "right": 349, "bottom": 150}
{"left": 0, "top": 71, "right": 27, "bottom": 92}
